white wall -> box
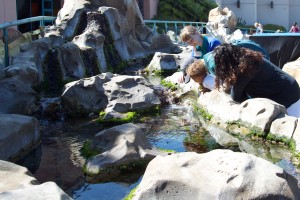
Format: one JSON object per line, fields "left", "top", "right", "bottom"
{"left": 221, "top": 0, "right": 256, "bottom": 27}
{"left": 289, "top": 0, "right": 300, "bottom": 28}
{"left": 257, "top": 0, "right": 289, "bottom": 29}
{"left": 215, "top": 0, "right": 300, "bottom": 30}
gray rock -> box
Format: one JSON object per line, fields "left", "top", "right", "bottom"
{"left": 198, "top": 90, "right": 240, "bottom": 125}
{"left": 61, "top": 73, "right": 111, "bottom": 116}
{"left": 85, "top": 123, "right": 166, "bottom": 181}
{"left": 0, "top": 114, "right": 40, "bottom": 160}
{"left": 0, "top": 160, "right": 72, "bottom": 199}
{"left": 61, "top": 74, "right": 160, "bottom": 117}
{"left": 0, "top": 78, "right": 36, "bottom": 114}
{"left": 238, "top": 98, "right": 287, "bottom": 132}
{"left": 270, "top": 115, "right": 298, "bottom": 138}
{"left": 134, "top": 150, "right": 300, "bottom": 200}
{"left": 0, "top": 182, "right": 72, "bottom": 200}
{"left": 57, "top": 42, "right": 85, "bottom": 80}
{"left": 0, "top": 160, "right": 38, "bottom": 192}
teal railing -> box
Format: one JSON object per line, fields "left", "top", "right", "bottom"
{"left": 144, "top": 20, "right": 207, "bottom": 42}
{"left": 236, "top": 27, "right": 277, "bottom": 34}
{"left": 0, "top": 18, "right": 206, "bottom": 67}
{"left": 0, "top": 16, "right": 56, "bottom": 67}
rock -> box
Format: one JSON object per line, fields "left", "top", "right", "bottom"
{"left": 0, "top": 78, "right": 36, "bottom": 115}
{"left": 238, "top": 98, "right": 287, "bottom": 132}
{"left": 61, "top": 73, "right": 160, "bottom": 117}
{"left": 134, "top": 150, "right": 300, "bottom": 200}
{"left": 0, "top": 160, "right": 72, "bottom": 199}
{"left": 282, "top": 58, "right": 300, "bottom": 86}
{"left": 85, "top": 123, "right": 166, "bottom": 182}
{"left": 270, "top": 115, "right": 298, "bottom": 138}
{"left": 0, "top": 114, "right": 40, "bottom": 160}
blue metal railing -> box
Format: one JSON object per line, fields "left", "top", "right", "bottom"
{"left": 0, "top": 16, "right": 56, "bottom": 67}
{"left": 236, "top": 27, "right": 277, "bottom": 34}
{"left": 144, "top": 20, "right": 207, "bottom": 42}
{"left": 1, "top": 18, "right": 206, "bottom": 67}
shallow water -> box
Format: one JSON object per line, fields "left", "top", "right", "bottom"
{"left": 71, "top": 104, "right": 202, "bottom": 199}
{"left": 18, "top": 101, "right": 300, "bottom": 199}
{"left": 73, "top": 179, "right": 141, "bottom": 200}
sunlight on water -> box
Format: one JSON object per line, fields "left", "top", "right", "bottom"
{"left": 73, "top": 177, "right": 141, "bottom": 200}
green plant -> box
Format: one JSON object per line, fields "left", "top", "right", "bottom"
{"left": 192, "top": 104, "right": 212, "bottom": 121}
{"left": 97, "top": 111, "right": 137, "bottom": 124}
{"left": 158, "top": 148, "right": 176, "bottom": 153}
{"left": 123, "top": 187, "right": 138, "bottom": 200}
{"left": 263, "top": 24, "right": 286, "bottom": 32}
{"left": 97, "top": 105, "right": 161, "bottom": 125}
{"left": 161, "top": 79, "right": 178, "bottom": 91}
{"left": 153, "top": 0, "right": 217, "bottom": 22}
{"left": 80, "top": 139, "right": 100, "bottom": 159}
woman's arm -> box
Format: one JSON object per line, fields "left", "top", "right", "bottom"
{"left": 230, "top": 74, "right": 254, "bottom": 102}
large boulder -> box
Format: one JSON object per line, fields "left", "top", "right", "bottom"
{"left": 0, "top": 160, "right": 72, "bottom": 200}
{"left": 85, "top": 123, "right": 166, "bottom": 182}
{"left": 48, "top": 0, "right": 179, "bottom": 60}
{"left": 61, "top": 73, "right": 160, "bottom": 117}
{"left": 282, "top": 58, "right": 300, "bottom": 86}
{"left": 0, "top": 114, "right": 40, "bottom": 160}
{"left": 0, "top": 78, "right": 36, "bottom": 114}
{"left": 206, "top": 7, "right": 238, "bottom": 42}
{"left": 134, "top": 150, "right": 300, "bottom": 199}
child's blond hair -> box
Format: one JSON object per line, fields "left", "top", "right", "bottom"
{"left": 180, "top": 26, "right": 198, "bottom": 43}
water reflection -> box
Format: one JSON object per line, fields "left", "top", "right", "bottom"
{"left": 73, "top": 177, "right": 141, "bottom": 200}
{"left": 18, "top": 92, "right": 300, "bottom": 199}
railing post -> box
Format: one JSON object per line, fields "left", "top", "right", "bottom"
{"left": 3, "top": 28, "right": 9, "bottom": 67}
{"left": 174, "top": 23, "right": 178, "bottom": 42}
{"left": 152, "top": 22, "right": 157, "bottom": 33}
{"left": 165, "top": 23, "right": 168, "bottom": 34}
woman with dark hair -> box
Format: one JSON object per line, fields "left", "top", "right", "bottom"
{"left": 213, "top": 43, "right": 300, "bottom": 109}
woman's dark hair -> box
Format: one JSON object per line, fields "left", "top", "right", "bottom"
{"left": 214, "top": 43, "right": 263, "bottom": 89}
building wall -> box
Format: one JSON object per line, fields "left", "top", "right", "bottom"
{"left": 257, "top": 0, "right": 289, "bottom": 29}
{"left": 0, "top": 0, "right": 64, "bottom": 25}
{"left": 143, "top": 0, "right": 159, "bottom": 20}
{"left": 0, "top": 0, "right": 17, "bottom": 24}
{"left": 215, "top": 0, "right": 299, "bottom": 30}
{"left": 289, "top": 0, "right": 300, "bottom": 28}
{"left": 1, "top": 0, "right": 297, "bottom": 30}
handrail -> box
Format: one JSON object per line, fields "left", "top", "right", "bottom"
{"left": 144, "top": 20, "right": 207, "bottom": 42}
{"left": 235, "top": 27, "right": 277, "bottom": 34}
{"left": 1, "top": 18, "right": 203, "bottom": 67}
{"left": 0, "top": 16, "right": 56, "bottom": 29}
{"left": 1, "top": 16, "right": 56, "bottom": 67}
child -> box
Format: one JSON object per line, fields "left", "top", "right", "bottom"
{"left": 254, "top": 22, "right": 263, "bottom": 34}
{"left": 178, "top": 26, "right": 221, "bottom": 83}
{"left": 180, "top": 25, "right": 221, "bottom": 58}
{"left": 186, "top": 59, "right": 215, "bottom": 93}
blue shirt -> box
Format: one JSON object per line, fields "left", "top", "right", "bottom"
{"left": 191, "top": 36, "right": 221, "bottom": 59}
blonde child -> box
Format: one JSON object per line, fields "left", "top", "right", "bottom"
{"left": 186, "top": 59, "right": 215, "bottom": 93}
{"left": 179, "top": 26, "right": 221, "bottom": 83}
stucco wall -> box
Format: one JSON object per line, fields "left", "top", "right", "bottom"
{"left": 215, "top": 0, "right": 299, "bottom": 30}
{"left": 289, "top": 0, "right": 300, "bottom": 28}
{"left": 144, "top": 0, "right": 159, "bottom": 20}
{"left": 0, "top": 0, "right": 17, "bottom": 24}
